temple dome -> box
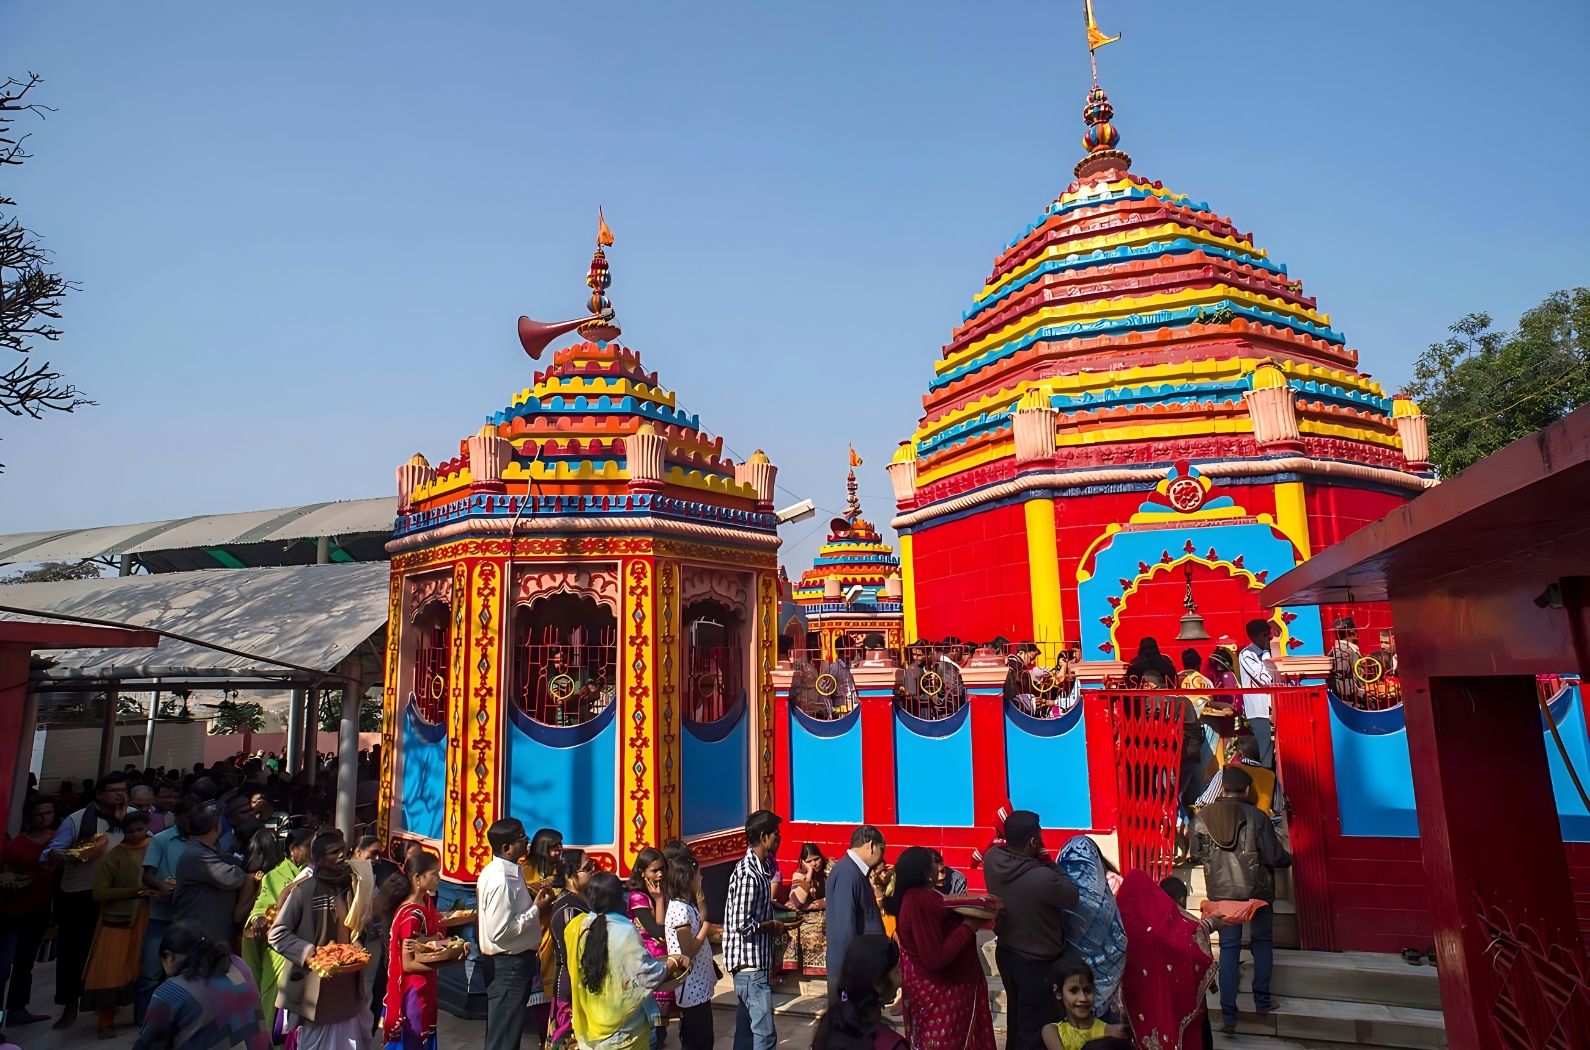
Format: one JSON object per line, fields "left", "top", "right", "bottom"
{"left": 904, "top": 88, "right": 1412, "bottom": 504}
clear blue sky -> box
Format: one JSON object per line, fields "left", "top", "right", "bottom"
{"left": 2, "top": 1, "right": 1586, "bottom": 572}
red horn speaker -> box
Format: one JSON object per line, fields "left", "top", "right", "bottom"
{"left": 517, "top": 315, "right": 596, "bottom": 360}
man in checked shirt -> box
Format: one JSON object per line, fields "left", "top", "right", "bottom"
{"left": 723, "top": 810, "right": 788, "bottom": 1050}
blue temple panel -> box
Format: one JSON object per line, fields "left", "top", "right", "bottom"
{"left": 401, "top": 702, "right": 447, "bottom": 841}
{"left": 1330, "top": 683, "right": 1590, "bottom": 841}
{"left": 506, "top": 700, "right": 617, "bottom": 847}
{"left": 790, "top": 705, "right": 864, "bottom": 823}
{"left": 894, "top": 704, "right": 974, "bottom": 827}
{"left": 1328, "top": 694, "right": 1419, "bottom": 838}
{"left": 682, "top": 697, "right": 750, "bottom": 837}
{"left": 1004, "top": 699, "right": 1091, "bottom": 830}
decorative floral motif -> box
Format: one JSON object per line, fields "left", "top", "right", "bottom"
{"left": 756, "top": 573, "right": 777, "bottom": 809}
{"left": 444, "top": 562, "right": 468, "bottom": 876}
{"left": 466, "top": 560, "right": 502, "bottom": 875}
{"left": 656, "top": 561, "right": 680, "bottom": 844}
{"left": 377, "top": 570, "right": 404, "bottom": 843}
{"left": 513, "top": 566, "right": 620, "bottom": 613}
{"left": 621, "top": 558, "right": 655, "bottom": 869}
{"left": 680, "top": 566, "right": 752, "bottom": 617}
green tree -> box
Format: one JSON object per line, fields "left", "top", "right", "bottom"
{"left": 1, "top": 73, "right": 90, "bottom": 460}
{"left": 1, "top": 559, "right": 102, "bottom": 584}
{"left": 204, "top": 697, "right": 267, "bottom": 735}
{"left": 1405, "top": 288, "right": 1590, "bottom": 477}
{"left": 318, "top": 688, "right": 382, "bottom": 733}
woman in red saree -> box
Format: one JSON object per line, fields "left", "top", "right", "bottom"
{"left": 883, "top": 847, "right": 995, "bottom": 1050}
{"left": 381, "top": 850, "right": 465, "bottom": 1050}
{"left": 1115, "top": 870, "right": 1217, "bottom": 1050}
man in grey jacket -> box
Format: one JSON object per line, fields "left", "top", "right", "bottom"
{"left": 1192, "top": 766, "right": 1292, "bottom": 1033}
{"left": 983, "top": 811, "right": 1080, "bottom": 1050}
{"left": 171, "top": 805, "right": 246, "bottom": 947}
{"left": 269, "top": 832, "right": 370, "bottom": 1050}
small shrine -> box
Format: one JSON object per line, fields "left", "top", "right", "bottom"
{"left": 377, "top": 220, "right": 781, "bottom": 881}
{"left": 790, "top": 456, "right": 904, "bottom": 662}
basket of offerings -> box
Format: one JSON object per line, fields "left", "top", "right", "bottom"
{"left": 59, "top": 835, "right": 107, "bottom": 862}
{"left": 0, "top": 872, "right": 32, "bottom": 895}
{"left": 413, "top": 936, "right": 470, "bottom": 965}
{"left": 440, "top": 908, "right": 476, "bottom": 925}
{"left": 942, "top": 894, "right": 1003, "bottom": 921}
{"left": 308, "top": 943, "right": 370, "bottom": 978}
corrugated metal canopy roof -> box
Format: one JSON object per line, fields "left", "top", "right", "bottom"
{"left": 0, "top": 563, "right": 391, "bottom": 681}
{"left": 0, "top": 497, "right": 397, "bottom": 570}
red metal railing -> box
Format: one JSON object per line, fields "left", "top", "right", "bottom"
{"left": 512, "top": 624, "right": 617, "bottom": 725}
{"left": 1102, "top": 690, "right": 1188, "bottom": 882}
{"left": 412, "top": 624, "right": 449, "bottom": 724}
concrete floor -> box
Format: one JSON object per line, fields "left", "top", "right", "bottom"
{"left": 1, "top": 956, "right": 820, "bottom": 1050}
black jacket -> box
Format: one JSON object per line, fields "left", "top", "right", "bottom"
{"left": 1192, "top": 798, "right": 1292, "bottom": 902}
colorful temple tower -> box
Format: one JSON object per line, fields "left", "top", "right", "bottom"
{"left": 887, "top": 48, "right": 1434, "bottom": 663}
{"left": 378, "top": 228, "right": 782, "bottom": 880}
{"left": 790, "top": 461, "right": 905, "bottom": 661}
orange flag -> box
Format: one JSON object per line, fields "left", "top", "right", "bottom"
{"left": 597, "top": 207, "right": 614, "bottom": 247}
{"left": 848, "top": 445, "right": 863, "bottom": 467}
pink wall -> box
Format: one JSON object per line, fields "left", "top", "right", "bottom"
{"left": 201, "top": 730, "right": 382, "bottom": 766}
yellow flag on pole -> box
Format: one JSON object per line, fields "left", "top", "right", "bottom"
{"left": 1085, "top": 0, "right": 1120, "bottom": 52}
{"left": 848, "top": 445, "right": 863, "bottom": 467}
{"left": 597, "top": 207, "right": 615, "bottom": 247}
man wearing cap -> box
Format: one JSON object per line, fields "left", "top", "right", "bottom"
{"left": 1192, "top": 766, "right": 1293, "bottom": 1034}
{"left": 982, "top": 811, "right": 1080, "bottom": 1050}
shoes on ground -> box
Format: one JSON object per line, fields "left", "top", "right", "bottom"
{"left": 7, "top": 1010, "right": 51, "bottom": 1025}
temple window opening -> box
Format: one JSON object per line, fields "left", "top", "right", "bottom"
{"left": 511, "top": 590, "right": 618, "bottom": 726}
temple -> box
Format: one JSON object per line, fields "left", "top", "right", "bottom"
{"left": 790, "top": 459, "right": 904, "bottom": 662}
{"left": 377, "top": 226, "right": 782, "bottom": 883}
{"left": 886, "top": 74, "right": 1436, "bottom": 665}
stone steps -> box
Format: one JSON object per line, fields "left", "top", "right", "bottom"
{"left": 1212, "top": 991, "right": 1445, "bottom": 1050}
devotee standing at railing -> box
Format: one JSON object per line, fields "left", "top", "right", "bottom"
{"left": 885, "top": 847, "right": 995, "bottom": 1050}
{"left": 982, "top": 812, "right": 1080, "bottom": 1050}
{"left": 824, "top": 826, "right": 886, "bottom": 1000}
{"left": 1238, "top": 620, "right": 1280, "bottom": 767}
{"left": 723, "top": 810, "right": 786, "bottom": 1050}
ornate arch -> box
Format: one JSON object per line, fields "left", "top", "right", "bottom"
{"left": 680, "top": 566, "right": 751, "bottom": 618}
{"left": 407, "top": 572, "right": 453, "bottom": 622}
{"left": 514, "top": 565, "right": 620, "bottom": 615}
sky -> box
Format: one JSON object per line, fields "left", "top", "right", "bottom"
{"left": 1, "top": 1, "right": 1587, "bottom": 572}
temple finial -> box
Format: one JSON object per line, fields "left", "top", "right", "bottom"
{"left": 1074, "top": 2, "right": 1131, "bottom": 180}
{"left": 845, "top": 445, "right": 863, "bottom": 522}
{"left": 578, "top": 208, "right": 621, "bottom": 342}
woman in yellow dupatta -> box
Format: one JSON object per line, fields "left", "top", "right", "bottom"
{"left": 565, "top": 873, "right": 687, "bottom": 1050}
{"left": 245, "top": 828, "right": 313, "bottom": 1021}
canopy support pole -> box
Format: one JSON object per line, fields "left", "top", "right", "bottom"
{"left": 304, "top": 689, "right": 320, "bottom": 787}
{"left": 98, "top": 685, "right": 119, "bottom": 778}
{"left": 336, "top": 681, "right": 360, "bottom": 843}
{"left": 286, "top": 687, "right": 305, "bottom": 775}
{"left": 143, "top": 681, "right": 160, "bottom": 768}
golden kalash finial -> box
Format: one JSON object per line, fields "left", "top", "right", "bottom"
{"left": 515, "top": 208, "right": 622, "bottom": 359}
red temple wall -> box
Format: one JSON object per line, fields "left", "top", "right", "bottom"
{"left": 911, "top": 501, "right": 1033, "bottom": 642}
{"left": 1306, "top": 482, "right": 1411, "bottom": 645}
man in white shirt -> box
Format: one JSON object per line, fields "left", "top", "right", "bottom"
{"left": 1238, "top": 619, "right": 1279, "bottom": 768}
{"left": 477, "top": 818, "right": 554, "bottom": 1050}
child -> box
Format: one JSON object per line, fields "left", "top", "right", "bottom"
{"left": 663, "top": 857, "right": 719, "bottom": 1050}
{"left": 1040, "top": 960, "right": 1123, "bottom": 1050}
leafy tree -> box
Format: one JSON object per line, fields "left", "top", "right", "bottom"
{"left": 0, "top": 559, "right": 102, "bottom": 584}
{"left": 319, "top": 688, "right": 382, "bottom": 733}
{"left": 1405, "top": 288, "right": 1590, "bottom": 477}
{"left": 1, "top": 72, "right": 90, "bottom": 462}
{"left": 204, "top": 697, "right": 267, "bottom": 735}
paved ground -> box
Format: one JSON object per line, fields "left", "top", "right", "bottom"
{"left": 2, "top": 957, "right": 821, "bottom": 1050}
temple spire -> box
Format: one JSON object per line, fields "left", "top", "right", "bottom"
{"left": 845, "top": 445, "right": 863, "bottom": 522}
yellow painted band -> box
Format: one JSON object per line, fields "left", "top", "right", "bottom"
{"left": 1023, "top": 497, "right": 1065, "bottom": 661}
{"left": 1273, "top": 480, "right": 1311, "bottom": 559}
{"left": 898, "top": 533, "right": 917, "bottom": 644}
{"left": 941, "top": 283, "right": 1333, "bottom": 375}
{"left": 977, "top": 223, "right": 1265, "bottom": 302}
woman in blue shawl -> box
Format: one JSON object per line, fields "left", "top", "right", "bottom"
{"left": 1055, "top": 837, "right": 1126, "bottom": 1018}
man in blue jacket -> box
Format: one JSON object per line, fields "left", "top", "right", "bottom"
{"left": 824, "top": 824, "right": 887, "bottom": 995}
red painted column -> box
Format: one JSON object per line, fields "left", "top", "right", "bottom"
{"left": 771, "top": 682, "right": 793, "bottom": 822}
{"left": 1404, "top": 672, "right": 1582, "bottom": 1050}
{"left": 0, "top": 648, "right": 28, "bottom": 837}
{"left": 1082, "top": 691, "right": 1118, "bottom": 832}
{"left": 968, "top": 692, "right": 1007, "bottom": 827}
{"left": 859, "top": 698, "right": 896, "bottom": 826}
